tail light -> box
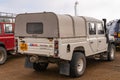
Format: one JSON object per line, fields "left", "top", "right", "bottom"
{"left": 14, "top": 39, "right": 18, "bottom": 53}
{"left": 54, "top": 40, "right": 59, "bottom": 56}
{"left": 15, "top": 39, "right": 18, "bottom": 46}
{"left": 118, "top": 33, "right": 120, "bottom": 38}
{"left": 114, "top": 32, "right": 118, "bottom": 38}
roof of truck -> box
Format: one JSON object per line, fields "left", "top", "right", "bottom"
{"left": 81, "top": 16, "right": 102, "bottom": 22}
{"left": 17, "top": 12, "right": 102, "bottom": 23}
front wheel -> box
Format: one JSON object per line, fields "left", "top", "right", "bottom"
{"left": 33, "top": 62, "right": 48, "bottom": 72}
{"left": 0, "top": 47, "right": 7, "bottom": 64}
{"left": 107, "top": 44, "right": 115, "bottom": 61}
{"left": 70, "top": 52, "right": 86, "bottom": 77}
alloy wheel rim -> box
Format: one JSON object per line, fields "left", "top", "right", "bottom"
{"left": 110, "top": 48, "right": 114, "bottom": 59}
{"left": 0, "top": 51, "right": 4, "bottom": 61}
{"left": 77, "top": 58, "right": 84, "bottom": 72}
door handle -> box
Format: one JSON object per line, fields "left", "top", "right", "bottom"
{"left": 99, "top": 41, "right": 101, "bottom": 43}
{"left": 90, "top": 41, "right": 93, "bottom": 44}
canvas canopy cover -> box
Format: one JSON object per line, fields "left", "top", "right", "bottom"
{"left": 15, "top": 12, "right": 101, "bottom": 38}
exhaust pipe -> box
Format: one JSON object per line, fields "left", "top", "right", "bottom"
{"left": 103, "top": 18, "right": 109, "bottom": 43}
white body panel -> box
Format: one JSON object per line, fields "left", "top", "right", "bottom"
{"left": 17, "top": 37, "right": 107, "bottom": 60}
{"left": 15, "top": 12, "right": 108, "bottom": 61}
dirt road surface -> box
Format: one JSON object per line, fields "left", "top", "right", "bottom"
{"left": 0, "top": 51, "right": 120, "bottom": 80}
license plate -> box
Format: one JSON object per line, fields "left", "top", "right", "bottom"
{"left": 20, "top": 43, "right": 28, "bottom": 51}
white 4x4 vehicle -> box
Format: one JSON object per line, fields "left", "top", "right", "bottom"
{"left": 15, "top": 12, "right": 115, "bottom": 77}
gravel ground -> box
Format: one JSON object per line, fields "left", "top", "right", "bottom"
{"left": 0, "top": 51, "right": 120, "bottom": 80}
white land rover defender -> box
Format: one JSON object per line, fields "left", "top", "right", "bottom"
{"left": 15, "top": 12, "right": 115, "bottom": 77}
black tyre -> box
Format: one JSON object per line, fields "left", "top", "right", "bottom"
{"left": 70, "top": 52, "right": 86, "bottom": 77}
{"left": 33, "top": 62, "right": 48, "bottom": 72}
{"left": 0, "top": 47, "right": 7, "bottom": 64}
{"left": 108, "top": 44, "right": 115, "bottom": 61}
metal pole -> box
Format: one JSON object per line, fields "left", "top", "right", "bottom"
{"left": 74, "top": 1, "right": 79, "bottom": 16}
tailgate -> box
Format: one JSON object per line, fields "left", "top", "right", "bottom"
{"left": 18, "top": 38, "right": 54, "bottom": 56}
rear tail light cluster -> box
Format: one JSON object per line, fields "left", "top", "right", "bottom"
{"left": 14, "top": 39, "right": 18, "bottom": 52}
{"left": 54, "top": 40, "right": 59, "bottom": 56}
{"left": 15, "top": 39, "right": 18, "bottom": 46}
{"left": 114, "top": 32, "right": 118, "bottom": 38}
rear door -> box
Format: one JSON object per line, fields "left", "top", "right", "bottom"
{"left": 88, "top": 22, "right": 98, "bottom": 53}
{"left": 18, "top": 22, "right": 54, "bottom": 56}
{"left": 96, "top": 23, "right": 107, "bottom": 52}
{"left": 3, "top": 23, "right": 15, "bottom": 50}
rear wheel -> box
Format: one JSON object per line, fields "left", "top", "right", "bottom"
{"left": 107, "top": 44, "right": 115, "bottom": 61}
{"left": 70, "top": 52, "right": 86, "bottom": 77}
{"left": 33, "top": 62, "right": 48, "bottom": 72}
{"left": 0, "top": 47, "right": 7, "bottom": 64}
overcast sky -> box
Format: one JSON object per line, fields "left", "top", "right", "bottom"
{"left": 0, "top": 0, "right": 120, "bottom": 21}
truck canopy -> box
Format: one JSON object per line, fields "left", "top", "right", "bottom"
{"left": 15, "top": 12, "right": 101, "bottom": 38}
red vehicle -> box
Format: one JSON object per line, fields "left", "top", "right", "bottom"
{"left": 0, "top": 12, "right": 16, "bottom": 64}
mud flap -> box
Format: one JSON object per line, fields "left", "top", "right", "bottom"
{"left": 59, "top": 62, "right": 70, "bottom": 76}
{"left": 25, "top": 56, "right": 33, "bottom": 68}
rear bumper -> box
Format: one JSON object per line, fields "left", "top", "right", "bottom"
{"left": 20, "top": 51, "right": 54, "bottom": 57}
{"left": 24, "top": 55, "right": 64, "bottom": 65}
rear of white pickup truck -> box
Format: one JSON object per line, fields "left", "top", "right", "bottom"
{"left": 16, "top": 12, "right": 68, "bottom": 76}
{"left": 15, "top": 12, "right": 60, "bottom": 57}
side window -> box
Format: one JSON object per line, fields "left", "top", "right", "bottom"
{"left": 4, "top": 24, "right": 13, "bottom": 34}
{"left": 27, "top": 23, "right": 43, "bottom": 34}
{"left": 97, "top": 23, "right": 104, "bottom": 34}
{"left": 89, "top": 23, "right": 96, "bottom": 35}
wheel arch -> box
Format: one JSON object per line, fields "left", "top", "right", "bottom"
{"left": 109, "top": 40, "right": 115, "bottom": 45}
{"left": 0, "top": 42, "right": 6, "bottom": 49}
{"left": 73, "top": 46, "right": 86, "bottom": 56}
{"left": 108, "top": 40, "right": 115, "bottom": 50}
